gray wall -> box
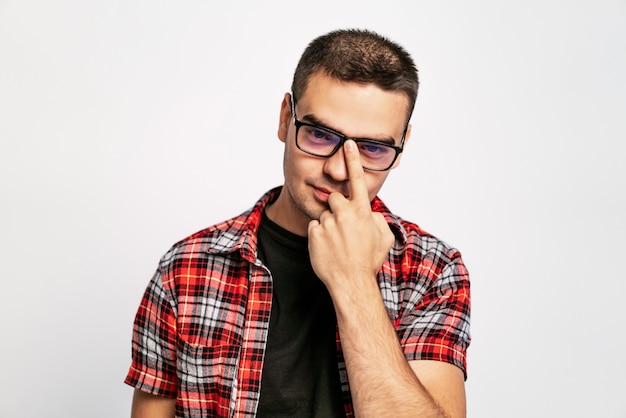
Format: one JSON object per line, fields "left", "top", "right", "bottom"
{"left": 1, "top": 1, "right": 625, "bottom": 416}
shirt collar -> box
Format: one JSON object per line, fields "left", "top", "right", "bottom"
{"left": 211, "top": 186, "right": 408, "bottom": 262}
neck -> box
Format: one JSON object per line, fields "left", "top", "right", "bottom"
{"left": 264, "top": 192, "right": 310, "bottom": 238}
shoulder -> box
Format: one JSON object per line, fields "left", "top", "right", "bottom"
{"left": 169, "top": 212, "right": 251, "bottom": 256}
{"left": 373, "top": 197, "right": 468, "bottom": 287}
{"left": 158, "top": 187, "right": 281, "bottom": 270}
{"left": 373, "top": 196, "right": 464, "bottom": 265}
{"left": 399, "top": 219, "right": 463, "bottom": 265}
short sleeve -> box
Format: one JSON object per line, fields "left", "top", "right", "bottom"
{"left": 124, "top": 268, "right": 179, "bottom": 397}
{"left": 397, "top": 253, "right": 471, "bottom": 378}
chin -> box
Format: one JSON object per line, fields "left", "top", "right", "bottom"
{"left": 297, "top": 198, "right": 327, "bottom": 222}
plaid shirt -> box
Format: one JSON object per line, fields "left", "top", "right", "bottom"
{"left": 125, "top": 187, "right": 471, "bottom": 417}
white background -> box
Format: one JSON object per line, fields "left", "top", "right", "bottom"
{"left": 1, "top": 1, "right": 625, "bottom": 417}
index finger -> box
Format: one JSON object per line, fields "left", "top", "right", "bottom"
{"left": 344, "top": 140, "right": 370, "bottom": 205}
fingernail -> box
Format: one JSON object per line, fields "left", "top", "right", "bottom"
{"left": 345, "top": 140, "right": 355, "bottom": 152}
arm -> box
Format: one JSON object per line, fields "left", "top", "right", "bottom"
{"left": 131, "top": 389, "right": 176, "bottom": 418}
{"left": 332, "top": 280, "right": 465, "bottom": 417}
{"left": 308, "top": 140, "right": 466, "bottom": 418}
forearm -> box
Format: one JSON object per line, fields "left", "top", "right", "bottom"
{"left": 330, "top": 281, "right": 448, "bottom": 418}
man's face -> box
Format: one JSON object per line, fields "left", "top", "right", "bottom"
{"left": 269, "top": 71, "right": 411, "bottom": 236}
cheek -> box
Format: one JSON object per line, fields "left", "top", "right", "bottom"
{"left": 282, "top": 141, "right": 307, "bottom": 181}
{"left": 365, "top": 173, "right": 389, "bottom": 200}
{"left": 284, "top": 141, "right": 320, "bottom": 178}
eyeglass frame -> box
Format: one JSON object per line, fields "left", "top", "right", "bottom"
{"left": 290, "top": 94, "right": 408, "bottom": 172}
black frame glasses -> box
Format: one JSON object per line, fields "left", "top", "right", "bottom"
{"left": 291, "top": 96, "right": 406, "bottom": 172}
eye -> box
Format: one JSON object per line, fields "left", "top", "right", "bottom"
{"left": 358, "top": 142, "right": 392, "bottom": 158}
{"left": 311, "top": 129, "right": 327, "bottom": 139}
{"left": 304, "top": 126, "right": 340, "bottom": 145}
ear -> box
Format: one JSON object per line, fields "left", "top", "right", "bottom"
{"left": 277, "top": 92, "right": 292, "bottom": 143}
{"left": 403, "top": 123, "right": 412, "bottom": 146}
{"left": 391, "top": 123, "right": 411, "bottom": 169}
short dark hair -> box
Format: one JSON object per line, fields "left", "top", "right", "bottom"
{"left": 291, "top": 29, "right": 419, "bottom": 121}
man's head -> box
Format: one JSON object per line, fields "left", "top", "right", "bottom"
{"left": 268, "top": 29, "right": 419, "bottom": 236}
{"left": 291, "top": 29, "right": 419, "bottom": 122}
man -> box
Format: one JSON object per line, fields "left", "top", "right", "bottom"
{"left": 125, "top": 29, "right": 471, "bottom": 418}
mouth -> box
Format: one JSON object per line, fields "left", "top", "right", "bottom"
{"left": 312, "top": 185, "right": 348, "bottom": 202}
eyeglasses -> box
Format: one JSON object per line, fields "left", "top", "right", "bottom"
{"left": 291, "top": 100, "right": 405, "bottom": 172}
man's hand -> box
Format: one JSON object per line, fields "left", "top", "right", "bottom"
{"left": 307, "top": 139, "right": 394, "bottom": 294}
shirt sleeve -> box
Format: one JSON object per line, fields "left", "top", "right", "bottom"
{"left": 396, "top": 251, "right": 471, "bottom": 379}
{"left": 124, "top": 267, "right": 179, "bottom": 397}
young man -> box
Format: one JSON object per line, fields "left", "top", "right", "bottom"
{"left": 125, "top": 29, "right": 471, "bottom": 418}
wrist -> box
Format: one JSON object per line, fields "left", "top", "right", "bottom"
{"left": 326, "top": 273, "right": 382, "bottom": 314}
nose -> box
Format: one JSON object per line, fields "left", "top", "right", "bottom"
{"left": 322, "top": 147, "right": 349, "bottom": 182}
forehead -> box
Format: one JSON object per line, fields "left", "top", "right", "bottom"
{"left": 296, "top": 72, "right": 409, "bottom": 143}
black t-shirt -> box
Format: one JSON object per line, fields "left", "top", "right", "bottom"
{"left": 256, "top": 211, "right": 345, "bottom": 417}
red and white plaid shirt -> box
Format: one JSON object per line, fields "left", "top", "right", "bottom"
{"left": 125, "top": 187, "right": 471, "bottom": 417}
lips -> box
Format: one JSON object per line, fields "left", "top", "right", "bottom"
{"left": 312, "top": 186, "right": 331, "bottom": 202}
{"left": 312, "top": 185, "right": 348, "bottom": 202}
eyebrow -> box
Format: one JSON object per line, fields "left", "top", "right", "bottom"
{"left": 300, "top": 113, "right": 399, "bottom": 146}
